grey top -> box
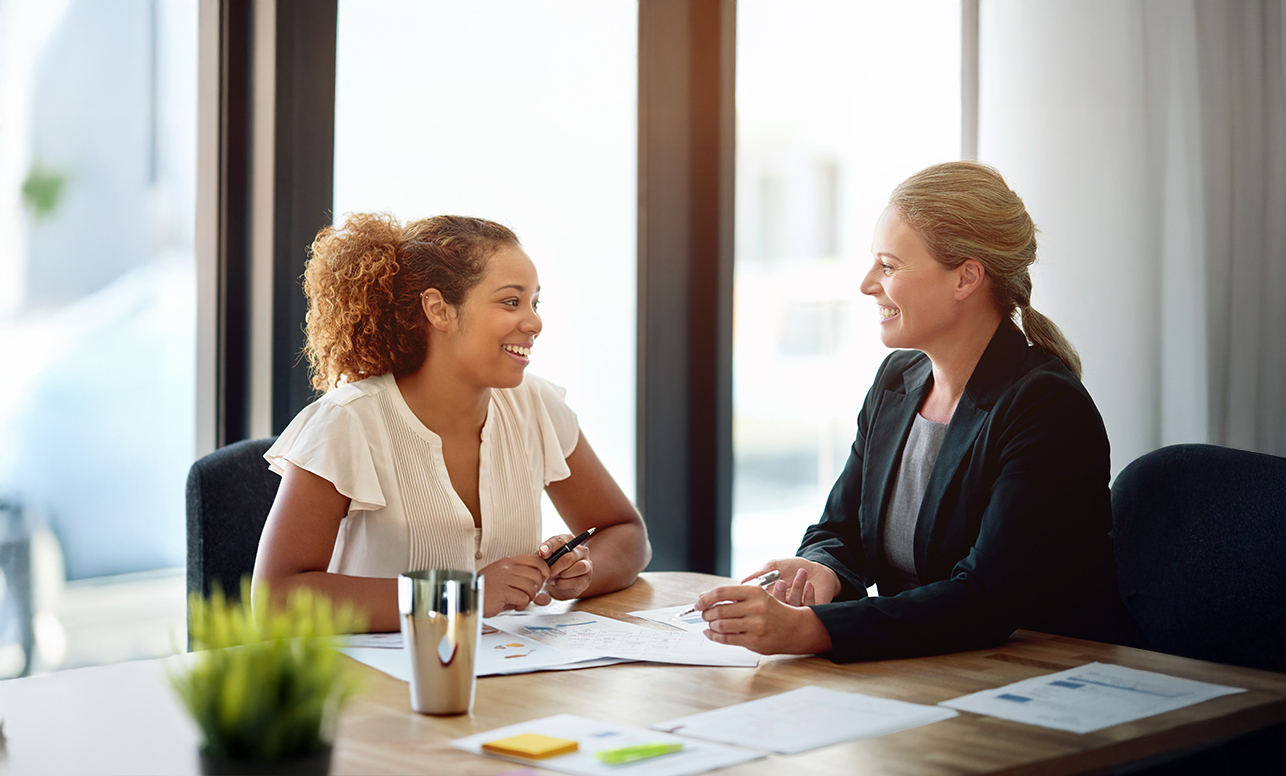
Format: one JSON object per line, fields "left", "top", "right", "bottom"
{"left": 881, "top": 413, "right": 950, "bottom": 592}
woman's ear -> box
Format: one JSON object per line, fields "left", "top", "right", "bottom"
{"left": 421, "top": 289, "right": 456, "bottom": 331}
{"left": 954, "top": 259, "right": 988, "bottom": 301}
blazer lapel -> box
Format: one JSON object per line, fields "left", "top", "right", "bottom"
{"left": 913, "top": 394, "right": 988, "bottom": 577}
{"left": 913, "top": 322, "right": 1030, "bottom": 577}
{"left": 863, "top": 356, "right": 932, "bottom": 578}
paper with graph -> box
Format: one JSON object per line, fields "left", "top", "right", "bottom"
{"left": 940, "top": 662, "right": 1244, "bottom": 733}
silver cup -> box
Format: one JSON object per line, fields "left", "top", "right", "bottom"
{"left": 398, "top": 569, "right": 484, "bottom": 715}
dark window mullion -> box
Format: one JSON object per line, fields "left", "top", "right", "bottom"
{"left": 216, "top": 0, "right": 252, "bottom": 448}
{"left": 269, "top": 0, "right": 337, "bottom": 433}
{"left": 638, "top": 0, "right": 735, "bottom": 574}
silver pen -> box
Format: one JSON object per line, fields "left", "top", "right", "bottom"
{"left": 671, "top": 570, "right": 782, "bottom": 619}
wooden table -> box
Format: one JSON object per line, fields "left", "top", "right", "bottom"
{"left": 1, "top": 572, "right": 1283, "bottom": 775}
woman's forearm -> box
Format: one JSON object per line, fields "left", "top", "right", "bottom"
{"left": 580, "top": 521, "right": 651, "bottom": 598}
{"left": 253, "top": 570, "right": 401, "bottom": 632}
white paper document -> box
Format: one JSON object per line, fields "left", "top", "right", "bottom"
{"left": 453, "top": 713, "right": 763, "bottom": 776}
{"left": 339, "top": 608, "right": 757, "bottom": 680}
{"left": 940, "top": 662, "right": 1245, "bottom": 734}
{"left": 629, "top": 605, "right": 709, "bottom": 634}
{"left": 340, "top": 632, "right": 403, "bottom": 649}
{"left": 341, "top": 623, "right": 626, "bottom": 680}
{"left": 651, "top": 686, "right": 959, "bottom": 754}
{"left": 340, "top": 645, "right": 410, "bottom": 679}
{"left": 489, "top": 611, "right": 759, "bottom": 667}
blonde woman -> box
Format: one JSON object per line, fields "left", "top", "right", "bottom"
{"left": 698, "top": 162, "right": 1134, "bottom": 660}
{"left": 253, "top": 214, "right": 650, "bottom": 630}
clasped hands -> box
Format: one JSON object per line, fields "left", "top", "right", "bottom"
{"left": 693, "top": 557, "right": 840, "bottom": 655}
{"left": 479, "top": 532, "right": 592, "bottom": 617}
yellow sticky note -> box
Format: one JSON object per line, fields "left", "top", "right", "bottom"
{"left": 481, "top": 733, "right": 579, "bottom": 760}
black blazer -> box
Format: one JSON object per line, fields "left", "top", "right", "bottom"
{"left": 801, "top": 321, "right": 1132, "bottom": 662}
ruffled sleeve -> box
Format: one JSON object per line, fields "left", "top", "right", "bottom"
{"left": 523, "top": 374, "right": 580, "bottom": 486}
{"left": 264, "top": 396, "right": 386, "bottom": 512}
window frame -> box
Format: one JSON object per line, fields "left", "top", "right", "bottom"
{"left": 197, "top": 0, "right": 976, "bottom": 575}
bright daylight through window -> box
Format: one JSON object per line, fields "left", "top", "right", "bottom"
{"left": 732, "top": 1, "right": 962, "bottom": 576}
{"left": 334, "top": 0, "right": 639, "bottom": 543}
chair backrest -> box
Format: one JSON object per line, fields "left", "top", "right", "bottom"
{"left": 1111, "top": 443, "right": 1285, "bottom": 672}
{"left": 185, "top": 437, "right": 280, "bottom": 605}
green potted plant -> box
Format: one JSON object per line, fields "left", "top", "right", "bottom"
{"left": 171, "top": 581, "right": 366, "bottom": 776}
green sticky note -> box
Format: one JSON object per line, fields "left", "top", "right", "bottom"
{"left": 595, "top": 742, "right": 685, "bottom": 764}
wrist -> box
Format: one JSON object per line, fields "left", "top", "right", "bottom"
{"left": 796, "top": 557, "right": 841, "bottom": 601}
{"left": 816, "top": 563, "right": 841, "bottom": 597}
{"left": 796, "top": 605, "right": 834, "bottom": 654}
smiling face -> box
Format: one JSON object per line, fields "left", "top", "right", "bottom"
{"left": 862, "top": 207, "right": 967, "bottom": 355}
{"left": 438, "top": 244, "right": 542, "bottom": 389}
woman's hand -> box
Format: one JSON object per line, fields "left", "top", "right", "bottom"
{"left": 742, "top": 557, "right": 842, "bottom": 606}
{"left": 696, "top": 584, "right": 833, "bottom": 655}
{"left": 479, "top": 554, "right": 551, "bottom": 616}
{"left": 538, "top": 533, "right": 594, "bottom": 600}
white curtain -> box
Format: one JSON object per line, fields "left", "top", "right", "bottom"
{"left": 1182, "top": 0, "right": 1285, "bottom": 455}
{"left": 979, "top": 0, "right": 1285, "bottom": 471}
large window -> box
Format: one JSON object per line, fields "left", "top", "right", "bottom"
{"left": 732, "top": 1, "right": 962, "bottom": 576}
{"left": 0, "top": 0, "right": 197, "bottom": 673}
{"left": 334, "top": 0, "right": 639, "bottom": 539}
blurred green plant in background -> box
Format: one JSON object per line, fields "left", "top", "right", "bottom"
{"left": 21, "top": 165, "right": 69, "bottom": 220}
{"left": 170, "top": 580, "right": 367, "bottom": 763}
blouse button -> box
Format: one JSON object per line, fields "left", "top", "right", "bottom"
{"left": 475, "top": 551, "right": 483, "bottom": 560}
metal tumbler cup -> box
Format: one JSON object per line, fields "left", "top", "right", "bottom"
{"left": 398, "top": 569, "right": 483, "bottom": 715}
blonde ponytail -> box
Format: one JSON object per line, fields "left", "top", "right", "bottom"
{"left": 889, "top": 161, "right": 1084, "bottom": 379}
{"left": 1019, "top": 305, "right": 1082, "bottom": 379}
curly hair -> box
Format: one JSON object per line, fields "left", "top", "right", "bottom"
{"left": 302, "top": 213, "right": 520, "bottom": 392}
{"left": 889, "top": 161, "right": 1082, "bottom": 378}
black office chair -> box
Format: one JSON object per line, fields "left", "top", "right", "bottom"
{"left": 1111, "top": 445, "right": 1285, "bottom": 776}
{"left": 185, "top": 437, "right": 280, "bottom": 607}
{"left": 1111, "top": 443, "right": 1285, "bottom": 673}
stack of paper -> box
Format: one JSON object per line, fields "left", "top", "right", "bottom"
{"left": 340, "top": 609, "right": 758, "bottom": 680}
{"left": 341, "top": 625, "right": 623, "bottom": 680}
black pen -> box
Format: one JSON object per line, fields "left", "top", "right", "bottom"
{"left": 544, "top": 526, "right": 596, "bottom": 566}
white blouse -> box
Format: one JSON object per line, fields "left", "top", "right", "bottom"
{"left": 264, "top": 372, "right": 579, "bottom": 577}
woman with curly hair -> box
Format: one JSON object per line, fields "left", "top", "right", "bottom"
{"left": 252, "top": 213, "right": 651, "bottom": 629}
{"left": 695, "top": 162, "right": 1135, "bottom": 659}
